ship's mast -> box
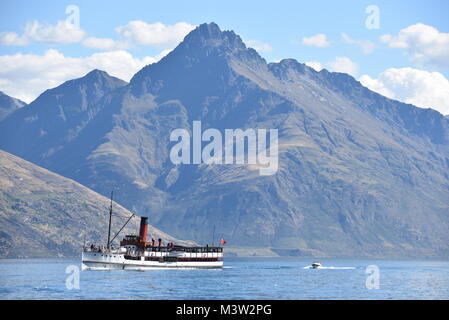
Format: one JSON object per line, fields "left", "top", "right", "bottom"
{"left": 107, "top": 191, "right": 113, "bottom": 249}
{"left": 109, "top": 212, "right": 135, "bottom": 245}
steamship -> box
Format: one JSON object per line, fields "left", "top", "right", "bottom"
{"left": 81, "top": 193, "right": 224, "bottom": 270}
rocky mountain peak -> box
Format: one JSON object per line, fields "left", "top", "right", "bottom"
{"left": 83, "top": 69, "right": 114, "bottom": 81}
{"left": 180, "top": 22, "right": 243, "bottom": 48}
{"left": 130, "top": 22, "right": 267, "bottom": 92}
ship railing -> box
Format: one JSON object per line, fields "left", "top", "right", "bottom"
{"left": 83, "top": 244, "right": 223, "bottom": 254}
{"left": 83, "top": 244, "right": 120, "bottom": 254}
{"left": 145, "top": 246, "right": 223, "bottom": 253}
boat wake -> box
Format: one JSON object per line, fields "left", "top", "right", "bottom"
{"left": 303, "top": 266, "right": 356, "bottom": 270}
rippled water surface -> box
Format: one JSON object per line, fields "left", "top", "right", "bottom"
{"left": 0, "top": 258, "right": 448, "bottom": 299}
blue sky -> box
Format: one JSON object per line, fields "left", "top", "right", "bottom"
{"left": 1, "top": 0, "right": 449, "bottom": 114}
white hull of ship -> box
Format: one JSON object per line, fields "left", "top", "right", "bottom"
{"left": 81, "top": 251, "right": 223, "bottom": 270}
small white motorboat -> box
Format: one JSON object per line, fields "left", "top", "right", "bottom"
{"left": 311, "top": 262, "right": 322, "bottom": 269}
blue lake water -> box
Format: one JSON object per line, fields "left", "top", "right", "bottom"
{"left": 0, "top": 257, "right": 448, "bottom": 299}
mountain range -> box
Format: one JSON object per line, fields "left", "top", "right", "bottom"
{"left": 1, "top": 22, "right": 448, "bottom": 258}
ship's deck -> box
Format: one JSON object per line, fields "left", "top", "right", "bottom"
{"left": 83, "top": 245, "right": 223, "bottom": 254}
{"left": 145, "top": 246, "right": 223, "bottom": 253}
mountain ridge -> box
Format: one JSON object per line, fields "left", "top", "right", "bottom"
{"left": 0, "top": 70, "right": 127, "bottom": 166}
{"left": 0, "top": 91, "right": 26, "bottom": 122}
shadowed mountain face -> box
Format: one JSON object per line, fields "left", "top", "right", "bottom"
{"left": 0, "top": 91, "right": 26, "bottom": 121}
{"left": 0, "top": 70, "right": 127, "bottom": 167}
{"left": 1, "top": 23, "right": 449, "bottom": 257}
{"left": 0, "top": 149, "right": 194, "bottom": 258}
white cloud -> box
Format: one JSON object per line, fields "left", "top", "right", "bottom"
{"left": 246, "top": 40, "right": 273, "bottom": 52}
{"left": 359, "top": 67, "right": 449, "bottom": 115}
{"left": 115, "top": 21, "right": 195, "bottom": 47}
{"left": 1, "top": 20, "right": 195, "bottom": 50}
{"left": 302, "top": 33, "right": 330, "bottom": 48}
{"left": 341, "top": 33, "right": 376, "bottom": 54}
{"left": 380, "top": 23, "right": 449, "bottom": 69}
{"left": 358, "top": 74, "right": 395, "bottom": 98}
{"left": 305, "top": 61, "right": 324, "bottom": 71}
{"left": 328, "top": 56, "right": 358, "bottom": 77}
{"left": 83, "top": 21, "right": 195, "bottom": 50}
{"left": 305, "top": 57, "right": 358, "bottom": 77}
{"left": 0, "top": 20, "right": 86, "bottom": 46}
{"left": 0, "top": 31, "right": 29, "bottom": 46}
{"left": 24, "top": 20, "right": 86, "bottom": 44}
{"left": 0, "top": 49, "right": 170, "bottom": 103}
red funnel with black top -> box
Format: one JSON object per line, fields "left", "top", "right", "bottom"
{"left": 139, "top": 216, "right": 149, "bottom": 243}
